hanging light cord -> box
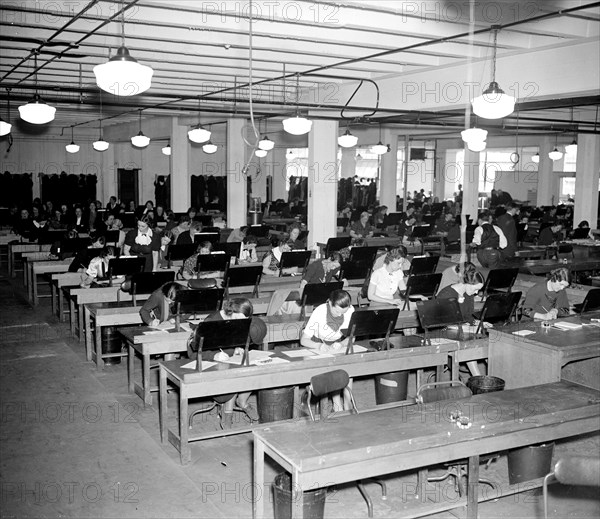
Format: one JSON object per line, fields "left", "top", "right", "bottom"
{"left": 120, "top": 0, "right": 126, "bottom": 47}
{"left": 491, "top": 28, "right": 498, "bottom": 82}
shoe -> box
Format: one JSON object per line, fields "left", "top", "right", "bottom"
{"left": 241, "top": 403, "right": 260, "bottom": 422}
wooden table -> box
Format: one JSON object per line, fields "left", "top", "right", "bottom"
{"left": 252, "top": 381, "right": 600, "bottom": 519}
{"left": 27, "top": 258, "right": 72, "bottom": 306}
{"left": 8, "top": 242, "right": 50, "bottom": 278}
{"left": 489, "top": 311, "right": 600, "bottom": 390}
{"left": 506, "top": 257, "right": 600, "bottom": 276}
{"left": 159, "top": 338, "right": 461, "bottom": 464}
{"left": 51, "top": 272, "right": 83, "bottom": 321}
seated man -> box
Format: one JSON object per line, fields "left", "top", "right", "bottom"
{"left": 471, "top": 211, "right": 507, "bottom": 269}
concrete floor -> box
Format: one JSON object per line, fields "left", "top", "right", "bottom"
{"left": 0, "top": 265, "right": 598, "bottom": 519}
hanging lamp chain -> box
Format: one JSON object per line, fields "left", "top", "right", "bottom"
{"left": 120, "top": 0, "right": 126, "bottom": 47}
{"left": 491, "top": 27, "right": 498, "bottom": 83}
{"left": 33, "top": 50, "right": 39, "bottom": 95}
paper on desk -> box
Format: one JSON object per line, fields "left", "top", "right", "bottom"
{"left": 310, "top": 353, "right": 335, "bottom": 359}
{"left": 282, "top": 349, "right": 316, "bottom": 358}
{"left": 428, "top": 338, "right": 460, "bottom": 345}
{"left": 181, "top": 360, "right": 217, "bottom": 370}
{"left": 143, "top": 330, "right": 169, "bottom": 335}
{"left": 254, "top": 357, "right": 290, "bottom": 365}
{"left": 512, "top": 330, "right": 536, "bottom": 337}
{"left": 179, "top": 322, "right": 192, "bottom": 333}
{"left": 219, "top": 350, "right": 274, "bottom": 365}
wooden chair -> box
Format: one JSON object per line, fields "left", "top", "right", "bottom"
{"left": 301, "top": 369, "right": 386, "bottom": 518}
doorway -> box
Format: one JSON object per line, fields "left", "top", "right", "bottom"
{"left": 118, "top": 168, "right": 139, "bottom": 207}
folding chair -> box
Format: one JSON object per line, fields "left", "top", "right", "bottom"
{"left": 573, "top": 288, "right": 600, "bottom": 314}
{"left": 480, "top": 267, "right": 519, "bottom": 300}
{"left": 402, "top": 273, "right": 442, "bottom": 310}
{"left": 344, "top": 307, "right": 400, "bottom": 354}
{"left": 407, "top": 256, "right": 439, "bottom": 277}
{"left": 223, "top": 265, "right": 263, "bottom": 298}
{"left": 301, "top": 369, "right": 386, "bottom": 518}
{"left": 278, "top": 250, "right": 312, "bottom": 277}
{"left": 299, "top": 281, "right": 343, "bottom": 319}
{"left": 325, "top": 236, "right": 352, "bottom": 256}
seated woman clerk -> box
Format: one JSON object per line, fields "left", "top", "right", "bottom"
{"left": 140, "top": 281, "right": 185, "bottom": 328}
{"left": 122, "top": 215, "right": 161, "bottom": 272}
{"left": 262, "top": 238, "right": 298, "bottom": 276}
{"left": 79, "top": 246, "right": 117, "bottom": 287}
{"left": 300, "top": 289, "right": 354, "bottom": 353}
{"left": 239, "top": 234, "right": 259, "bottom": 263}
{"left": 286, "top": 223, "right": 306, "bottom": 250}
{"left": 367, "top": 248, "right": 408, "bottom": 308}
{"left": 523, "top": 267, "right": 570, "bottom": 321}
{"left": 436, "top": 265, "right": 485, "bottom": 321}
{"left": 181, "top": 241, "right": 224, "bottom": 280}
{"left": 186, "top": 298, "right": 268, "bottom": 428}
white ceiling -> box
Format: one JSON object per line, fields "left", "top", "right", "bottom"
{"left": 1, "top": 0, "right": 599, "bottom": 138}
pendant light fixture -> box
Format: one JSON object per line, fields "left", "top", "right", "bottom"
{"left": 188, "top": 100, "right": 211, "bottom": 143}
{"left": 93, "top": 92, "right": 109, "bottom": 151}
{"left": 65, "top": 126, "right": 80, "bottom": 153}
{"left": 0, "top": 89, "right": 12, "bottom": 136}
{"left": 531, "top": 153, "right": 540, "bottom": 163}
{"left": 468, "top": 140, "right": 487, "bottom": 153}
{"left": 258, "top": 120, "right": 275, "bottom": 150}
{"left": 282, "top": 74, "right": 312, "bottom": 135}
{"left": 565, "top": 107, "right": 578, "bottom": 154}
{"left": 202, "top": 141, "right": 217, "bottom": 154}
{"left": 255, "top": 149, "right": 267, "bottom": 158}
{"left": 548, "top": 134, "right": 563, "bottom": 161}
{"left": 461, "top": 127, "right": 488, "bottom": 144}
{"left": 371, "top": 124, "right": 389, "bottom": 155}
{"left": 472, "top": 26, "right": 515, "bottom": 120}
{"left": 131, "top": 109, "right": 150, "bottom": 147}
{"left": 162, "top": 141, "right": 171, "bottom": 156}
{"left": 338, "top": 126, "right": 358, "bottom": 148}
{"left": 93, "top": 0, "right": 153, "bottom": 96}
{"left": 18, "top": 51, "right": 56, "bottom": 124}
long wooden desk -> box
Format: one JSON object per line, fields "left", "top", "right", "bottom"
{"left": 27, "top": 258, "right": 72, "bottom": 306}
{"left": 159, "top": 337, "right": 471, "bottom": 464}
{"left": 252, "top": 381, "right": 600, "bottom": 519}
{"left": 489, "top": 311, "right": 600, "bottom": 390}
{"left": 504, "top": 257, "right": 600, "bottom": 276}
{"left": 124, "top": 310, "right": 424, "bottom": 406}
{"left": 8, "top": 242, "right": 50, "bottom": 278}
{"left": 51, "top": 272, "right": 84, "bottom": 321}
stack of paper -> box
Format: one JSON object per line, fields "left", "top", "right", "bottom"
{"left": 552, "top": 321, "right": 583, "bottom": 331}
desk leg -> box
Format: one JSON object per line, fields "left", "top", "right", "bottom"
{"left": 24, "top": 260, "right": 28, "bottom": 289}
{"left": 127, "top": 343, "right": 134, "bottom": 394}
{"left": 253, "top": 439, "right": 265, "bottom": 519}
{"left": 95, "top": 323, "right": 103, "bottom": 368}
{"left": 51, "top": 281, "right": 56, "bottom": 317}
{"left": 467, "top": 455, "right": 480, "bottom": 519}
{"left": 291, "top": 470, "right": 303, "bottom": 519}
{"left": 84, "top": 307, "right": 93, "bottom": 364}
{"left": 449, "top": 353, "right": 459, "bottom": 381}
{"left": 159, "top": 367, "right": 167, "bottom": 443}
{"left": 33, "top": 271, "right": 39, "bottom": 306}
{"left": 179, "top": 385, "right": 190, "bottom": 464}
{"left": 69, "top": 298, "right": 75, "bottom": 335}
{"left": 78, "top": 304, "right": 84, "bottom": 342}
{"left": 59, "top": 288, "right": 65, "bottom": 322}
{"left": 8, "top": 248, "right": 13, "bottom": 278}
{"left": 142, "top": 353, "right": 151, "bottom": 407}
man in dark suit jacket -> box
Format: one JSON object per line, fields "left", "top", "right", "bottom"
{"left": 496, "top": 202, "right": 519, "bottom": 259}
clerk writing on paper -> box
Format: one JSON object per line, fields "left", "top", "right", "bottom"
{"left": 140, "top": 282, "right": 185, "bottom": 328}
{"left": 523, "top": 267, "right": 571, "bottom": 321}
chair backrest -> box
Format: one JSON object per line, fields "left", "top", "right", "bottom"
{"left": 408, "top": 256, "right": 439, "bottom": 276}
{"left": 416, "top": 381, "right": 472, "bottom": 404}
{"left": 108, "top": 256, "right": 146, "bottom": 278}
{"left": 187, "top": 318, "right": 252, "bottom": 370}
{"left": 214, "top": 241, "right": 242, "bottom": 258}
{"left": 166, "top": 243, "right": 196, "bottom": 264}
{"left": 306, "top": 369, "right": 357, "bottom": 420}
{"left": 404, "top": 273, "right": 442, "bottom": 309}
{"left": 174, "top": 287, "right": 225, "bottom": 316}
{"left": 194, "top": 232, "right": 220, "bottom": 246}
{"left": 581, "top": 288, "right": 600, "bottom": 313}
{"left": 476, "top": 292, "right": 522, "bottom": 333}
{"left": 345, "top": 307, "right": 399, "bottom": 353}
{"left": 196, "top": 252, "right": 230, "bottom": 272}
{"left": 279, "top": 250, "right": 312, "bottom": 276}
{"left": 129, "top": 271, "right": 175, "bottom": 305}
{"left": 325, "top": 236, "right": 352, "bottom": 256}
{"left": 483, "top": 267, "right": 519, "bottom": 296}
{"left": 223, "top": 265, "right": 263, "bottom": 296}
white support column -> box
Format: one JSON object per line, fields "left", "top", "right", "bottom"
{"left": 308, "top": 120, "right": 338, "bottom": 250}
{"left": 536, "top": 136, "right": 554, "bottom": 206}
{"left": 170, "top": 118, "right": 189, "bottom": 212}
{"left": 574, "top": 134, "right": 600, "bottom": 228}
{"left": 226, "top": 118, "right": 247, "bottom": 228}
{"left": 380, "top": 132, "right": 398, "bottom": 210}
{"left": 462, "top": 148, "right": 480, "bottom": 220}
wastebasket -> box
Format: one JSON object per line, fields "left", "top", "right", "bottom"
{"left": 507, "top": 443, "right": 555, "bottom": 485}
{"left": 374, "top": 371, "right": 409, "bottom": 404}
{"left": 273, "top": 472, "right": 326, "bottom": 519}
{"left": 101, "top": 326, "right": 122, "bottom": 365}
{"left": 467, "top": 375, "right": 505, "bottom": 395}
{"left": 257, "top": 387, "right": 295, "bottom": 423}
